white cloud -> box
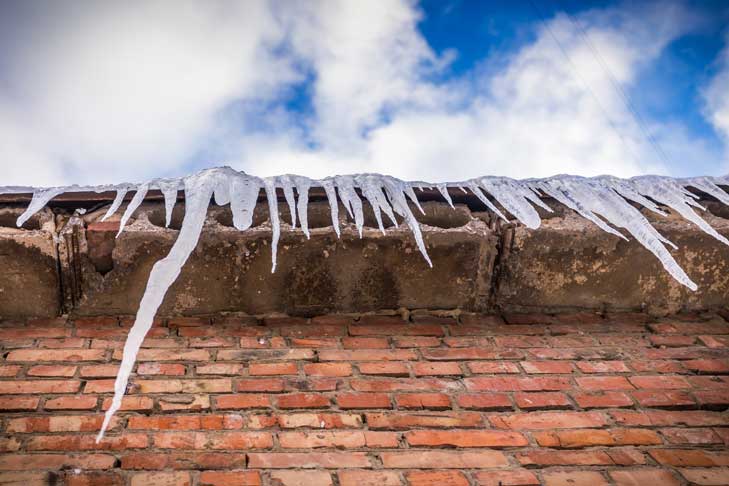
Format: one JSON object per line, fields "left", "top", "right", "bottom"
{"left": 704, "top": 33, "right": 729, "bottom": 169}
{"left": 0, "top": 0, "right": 724, "bottom": 186}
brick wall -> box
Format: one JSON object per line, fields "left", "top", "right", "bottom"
{"left": 0, "top": 312, "right": 728, "bottom": 486}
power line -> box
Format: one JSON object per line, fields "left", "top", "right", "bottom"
{"left": 527, "top": 0, "right": 644, "bottom": 165}
{"left": 552, "top": 0, "right": 673, "bottom": 167}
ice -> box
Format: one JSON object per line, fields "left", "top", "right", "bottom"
{"left": 5, "top": 166, "right": 729, "bottom": 440}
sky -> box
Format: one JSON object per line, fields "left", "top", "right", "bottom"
{"left": 1, "top": 0, "right": 728, "bottom": 187}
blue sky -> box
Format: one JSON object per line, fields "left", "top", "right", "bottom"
{"left": 1, "top": 0, "right": 728, "bottom": 186}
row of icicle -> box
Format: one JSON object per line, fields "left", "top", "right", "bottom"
{"left": 3, "top": 166, "right": 729, "bottom": 440}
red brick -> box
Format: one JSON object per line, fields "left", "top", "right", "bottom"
{"left": 215, "top": 395, "right": 270, "bottom": 409}
{"left": 0, "top": 453, "right": 115, "bottom": 470}
{"left": 542, "top": 471, "right": 608, "bottom": 486}
{"left": 413, "top": 362, "right": 462, "bottom": 376}
{"left": 381, "top": 450, "right": 507, "bottom": 468}
{"left": 467, "top": 362, "right": 520, "bottom": 374}
{"left": 366, "top": 412, "right": 482, "bottom": 429}
{"left": 395, "top": 393, "right": 450, "bottom": 409}
{"left": 350, "top": 322, "right": 443, "bottom": 336}
{"left": 137, "top": 363, "right": 185, "bottom": 375}
{"left": 121, "top": 452, "right": 247, "bottom": 470}
{"left": 649, "top": 449, "right": 729, "bottom": 466}
{"left": 304, "top": 363, "right": 352, "bottom": 376}
{"left": 609, "top": 469, "right": 680, "bottom": 486}
{"left": 515, "top": 392, "right": 571, "bottom": 410}
{"left": 0, "top": 397, "right": 39, "bottom": 411}
{"left": 277, "top": 393, "right": 329, "bottom": 409}
{"left": 137, "top": 378, "right": 231, "bottom": 393}
{"left": 699, "top": 335, "right": 729, "bottom": 348}
{"left": 0, "top": 380, "right": 79, "bottom": 394}
{"left": 473, "top": 470, "right": 539, "bottom": 486}
{"left": 247, "top": 452, "right": 368, "bottom": 468}
{"left": 465, "top": 376, "right": 571, "bottom": 391}
{"left": 571, "top": 391, "right": 633, "bottom": 408}
{"left": 632, "top": 390, "right": 695, "bottom": 408}
{"left": 195, "top": 363, "right": 243, "bottom": 375}
{"left": 6, "top": 349, "right": 105, "bottom": 361}
{"left": 130, "top": 472, "right": 191, "bottom": 486}
{"left": 660, "top": 427, "right": 723, "bottom": 445}
{"left": 117, "top": 348, "right": 210, "bottom": 361}
{"left": 270, "top": 471, "right": 332, "bottom": 486}
{"left": 576, "top": 361, "right": 630, "bottom": 373}
{"left": 0, "top": 366, "right": 21, "bottom": 377}
{"left": 406, "top": 470, "right": 468, "bottom": 486}
{"left": 153, "top": 431, "right": 272, "bottom": 449}
{"left": 629, "top": 360, "right": 685, "bottom": 373}
{"left": 249, "top": 363, "right": 297, "bottom": 376}
{"left": 28, "top": 433, "right": 148, "bottom": 451}
{"left": 236, "top": 378, "right": 284, "bottom": 392}
{"left": 0, "top": 327, "right": 68, "bottom": 339}
{"left": 575, "top": 376, "right": 634, "bottom": 390}
{"left": 337, "top": 393, "right": 391, "bottom": 409}
{"left": 533, "top": 428, "right": 660, "bottom": 447}
{"left": 275, "top": 413, "right": 362, "bottom": 429}
{"left": 678, "top": 468, "right": 729, "bottom": 485}
{"left": 393, "top": 336, "right": 440, "bottom": 347}
{"left": 338, "top": 470, "right": 401, "bottom": 486}
{"left": 102, "top": 396, "right": 154, "bottom": 411}
{"left": 695, "top": 389, "right": 729, "bottom": 408}
{"left": 422, "top": 348, "right": 523, "bottom": 360}
{"left": 352, "top": 378, "right": 458, "bottom": 392}
{"left": 629, "top": 375, "right": 689, "bottom": 389}
{"left": 358, "top": 362, "right": 410, "bottom": 376}
{"left": 342, "top": 337, "right": 389, "bottom": 348}
{"left": 650, "top": 335, "right": 696, "bottom": 347}
{"left": 364, "top": 431, "right": 398, "bottom": 448}
{"left": 199, "top": 471, "right": 261, "bottom": 486}
{"left": 405, "top": 429, "right": 527, "bottom": 447}
{"left": 490, "top": 411, "right": 607, "bottom": 429}
{"left": 685, "top": 359, "right": 729, "bottom": 374}
{"left": 611, "top": 410, "right": 728, "bottom": 426}
{"left": 520, "top": 361, "right": 573, "bottom": 374}
{"left": 318, "top": 349, "right": 416, "bottom": 361}
{"left": 518, "top": 449, "right": 643, "bottom": 466}
{"left": 279, "top": 430, "right": 365, "bottom": 449}
{"left": 27, "top": 365, "right": 77, "bottom": 377}
{"left": 649, "top": 322, "right": 729, "bottom": 334}
{"left": 44, "top": 396, "right": 98, "bottom": 410}
{"left": 290, "top": 337, "right": 339, "bottom": 348}
{"left": 65, "top": 471, "right": 124, "bottom": 486}
{"left": 456, "top": 393, "right": 512, "bottom": 410}
{"left": 6, "top": 415, "right": 117, "bottom": 433}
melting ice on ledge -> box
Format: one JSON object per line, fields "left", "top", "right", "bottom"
{"left": 3, "top": 166, "right": 729, "bottom": 440}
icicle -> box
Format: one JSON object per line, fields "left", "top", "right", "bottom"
{"left": 383, "top": 177, "right": 432, "bottom": 267}
{"left": 334, "top": 175, "right": 364, "bottom": 237}
{"left": 263, "top": 177, "right": 280, "bottom": 272}
{"left": 683, "top": 176, "right": 729, "bottom": 206}
{"left": 321, "top": 180, "right": 340, "bottom": 237}
{"left": 294, "top": 177, "right": 312, "bottom": 239}
{"left": 229, "top": 174, "right": 261, "bottom": 231}
{"left": 16, "top": 187, "right": 66, "bottom": 227}
{"left": 101, "top": 189, "right": 128, "bottom": 222}
{"left": 117, "top": 183, "right": 149, "bottom": 236}
{"left": 358, "top": 175, "right": 398, "bottom": 235}
{"left": 436, "top": 183, "right": 454, "bottom": 208}
{"left": 157, "top": 180, "right": 180, "bottom": 228}
{"left": 466, "top": 182, "right": 508, "bottom": 222}
{"left": 96, "top": 168, "right": 222, "bottom": 442}
{"left": 277, "top": 175, "right": 298, "bottom": 229}
{"left": 632, "top": 176, "right": 729, "bottom": 246}
{"left": 477, "top": 177, "right": 551, "bottom": 229}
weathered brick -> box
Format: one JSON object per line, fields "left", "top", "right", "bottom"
{"left": 121, "top": 452, "right": 247, "bottom": 470}
{"left": 678, "top": 468, "right": 729, "bottom": 485}
{"left": 44, "top": 396, "right": 98, "bottom": 410}
{"left": 0, "top": 397, "right": 39, "bottom": 411}
{"left": 357, "top": 362, "right": 410, "bottom": 376}
{"left": 116, "top": 348, "right": 210, "bottom": 361}
{"left": 684, "top": 359, "right": 729, "bottom": 374}
{"left": 518, "top": 449, "right": 643, "bottom": 466}
{"left": 27, "top": 433, "right": 148, "bottom": 451}
{"left": 27, "top": 365, "right": 77, "bottom": 377}
{"left": 303, "top": 362, "right": 352, "bottom": 376}
{"left": 6, "top": 349, "right": 105, "bottom": 361}
{"left": 473, "top": 470, "right": 539, "bottom": 486}
{"left": 533, "top": 428, "right": 661, "bottom": 448}
{"left": 318, "top": 349, "right": 416, "bottom": 361}
{"left": 405, "top": 430, "right": 527, "bottom": 447}
{"left": 490, "top": 411, "right": 607, "bottom": 429}
{"left": 215, "top": 395, "right": 270, "bottom": 409}
{"left": 406, "top": 470, "right": 468, "bottom": 486}
{"left": 660, "top": 427, "right": 723, "bottom": 445}
{"left": 338, "top": 470, "right": 401, "bottom": 486}
{"left": 137, "top": 363, "right": 186, "bottom": 375}
{"left": 629, "top": 375, "right": 689, "bottom": 389}
{"left": 542, "top": 471, "right": 608, "bottom": 486}
{"left": 609, "top": 469, "right": 680, "bottom": 486}
{"left": 422, "top": 348, "right": 523, "bottom": 360}
{"left": 130, "top": 472, "right": 191, "bottom": 486}
{"left": 467, "top": 362, "right": 520, "bottom": 374}
{"left": 520, "top": 361, "right": 573, "bottom": 374}
{"left": 381, "top": 450, "right": 507, "bottom": 468}
{"left": 269, "top": 471, "right": 332, "bottom": 486}
{"left": 395, "top": 393, "right": 450, "bottom": 409}
{"left": 465, "top": 376, "right": 571, "bottom": 391}
{"left": 611, "top": 410, "right": 728, "bottom": 426}
{"left": 632, "top": 390, "right": 695, "bottom": 408}
{"left": 576, "top": 361, "right": 630, "bottom": 373}
{"left": 275, "top": 413, "right": 363, "bottom": 429}
{"left": 337, "top": 393, "right": 391, "bottom": 409}
{"left": 199, "top": 471, "right": 261, "bottom": 486}
{"left": 571, "top": 391, "right": 633, "bottom": 409}
{"left": 515, "top": 392, "right": 571, "bottom": 410}
{"left": 413, "top": 362, "right": 462, "bottom": 376}
{"left": 278, "top": 430, "right": 365, "bottom": 449}
{"left": 0, "top": 380, "right": 79, "bottom": 394}
{"left": 342, "top": 337, "right": 390, "bottom": 348}
{"left": 575, "top": 376, "right": 634, "bottom": 390}
{"left": 137, "top": 378, "right": 231, "bottom": 393}
{"left": 366, "top": 412, "right": 482, "bottom": 429}
{"left": 456, "top": 393, "right": 512, "bottom": 411}
{"left": 102, "top": 396, "right": 154, "bottom": 411}
{"left": 352, "top": 378, "right": 459, "bottom": 392}
{"left": 248, "top": 363, "right": 297, "bottom": 376}
{"left": 235, "top": 378, "right": 284, "bottom": 392}
{"left": 277, "top": 393, "right": 329, "bottom": 409}
{"left": 247, "top": 452, "right": 369, "bottom": 468}
{"left": 0, "top": 453, "right": 115, "bottom": 470}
